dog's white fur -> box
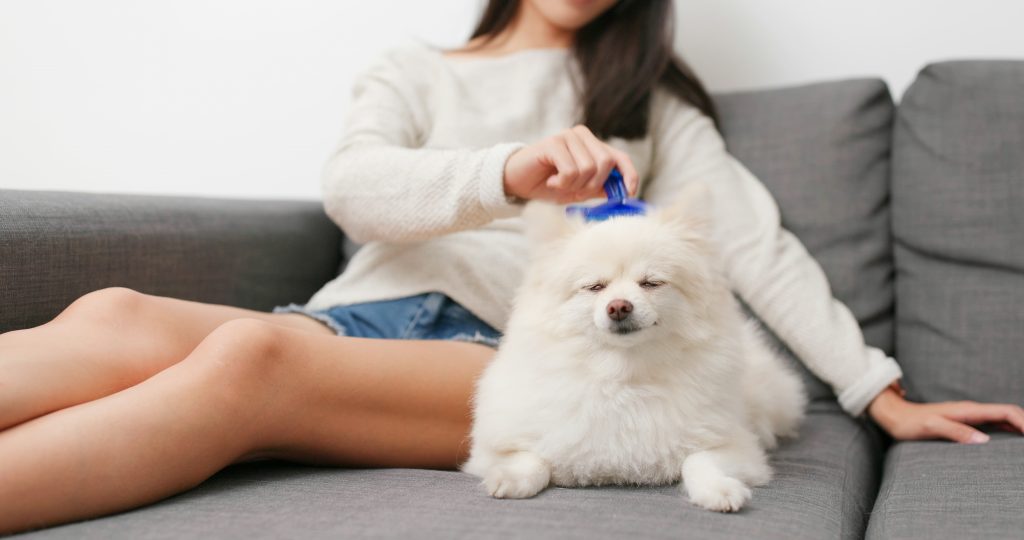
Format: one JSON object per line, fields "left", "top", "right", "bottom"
{"left": 461, "top": 181, "right": 808, "bottom": 512}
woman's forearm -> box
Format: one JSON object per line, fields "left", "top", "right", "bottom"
{"left": 321, "top": 142, "right": 524, "bottom": 243}
{"left": 867, "top": 386, "right": 904, "bottom": 428}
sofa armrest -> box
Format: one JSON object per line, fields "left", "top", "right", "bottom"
{"left": 0, "top": 189, "right": 344, "bottom": 332}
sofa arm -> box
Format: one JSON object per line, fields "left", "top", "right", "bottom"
{"left": 0, "top": 189, "right": 344, "bottom": 333}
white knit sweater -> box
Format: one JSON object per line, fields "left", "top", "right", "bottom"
{"left": 305, "top": 45, "right": 903, "bottom": 417}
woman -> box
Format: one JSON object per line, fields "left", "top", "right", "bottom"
{"left": 1, "top": 0, "right": 1021, "bottom": 533}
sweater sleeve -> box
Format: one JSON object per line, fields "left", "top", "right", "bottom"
{"left": 642, "top": 90, "right": 903, "bottom": 418}
{"left": 320, "top": 49, "right": 527, "bottom": 244}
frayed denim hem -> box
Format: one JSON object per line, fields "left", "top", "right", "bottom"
{"left": 272, "top": 303, "right": 349, "bottom": 336}
{"left": 447, "top": 330, "right": 501, "bottom": 350}
{"left": 272, "top": 302, "right": 501, "bottom": 348}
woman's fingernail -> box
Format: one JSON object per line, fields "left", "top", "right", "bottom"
{"left": 969, "top": 432, "right": 990, "bottom": 444}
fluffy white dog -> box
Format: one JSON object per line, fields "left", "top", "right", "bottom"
{"left": 461, "top": 180, "right": 808, "bottom": 512}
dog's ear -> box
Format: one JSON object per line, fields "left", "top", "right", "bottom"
{"left": 521, "top": 200, "right": 584, "bottom": 245}
{"left": 655, "top": 180, "right": 712, "bottom": 236}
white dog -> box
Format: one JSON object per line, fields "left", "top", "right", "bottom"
{"left": 460, "top": 180, "right": 807, "bottom": 512}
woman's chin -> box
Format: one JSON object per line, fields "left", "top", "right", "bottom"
{"left": 528, "top": 0, "right": 618, "bottom": 31}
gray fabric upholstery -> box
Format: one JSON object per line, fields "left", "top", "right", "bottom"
{"left": 864, "top": 60, "right": 1024, "bottom": 540}
{"left": 715, "top": 79, "right": 896, "bottom": 402}
{"left": 14, "top": 403, "right": 886, "bottom": 540}
{"left": 0, "top": 189, "right": 344, "bottom": 333}
{"left": 890, "top": 61, "right": 1024, "bottom": 404}
{"left": 865, "top": 434, "right": 1024, "bottom": 540}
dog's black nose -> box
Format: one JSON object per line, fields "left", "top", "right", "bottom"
{"left": 607, "top": 299, "right": 633, "bottom": 321}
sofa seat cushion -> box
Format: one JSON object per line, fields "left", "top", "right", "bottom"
{"left": 13, "top": 403, "right": 885, "bottom": 540}
{"left": 891, "top": 60, "right": 1024, "bottom": 403}
{"left": 866, "top": 434, "right": 1024, "bottom": 539}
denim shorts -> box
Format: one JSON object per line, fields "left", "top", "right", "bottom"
{"left": 272, "top": 291, "right": 503, "bottom": 349}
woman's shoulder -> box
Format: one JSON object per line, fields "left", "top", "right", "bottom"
{"left": 355, "top": 43, "right": 444, "bottom": 90}
{"left": 371, "top": 43, "right": 442, "bottom": 68}
{"left": 648, "top": 85, "right": 722, "bottom": 144}
{"left": 650, "top": 86, "right": 706, "bottom": 126}
{"left": 643, "top": 84, "right": 728, "bottom": 173}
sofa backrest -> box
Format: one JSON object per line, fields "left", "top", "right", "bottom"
{"left": 715, "top": 79, "right": 896, "bottom": 402}
{"left": 0, "top": 190, "right": 343, "bottom": 333}
{"left": 891, "top": 60, "right": 1024, "bottom": 404}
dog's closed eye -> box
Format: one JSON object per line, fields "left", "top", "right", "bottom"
{"left": 639, "top": 280, "right": 664, "bottom": 289}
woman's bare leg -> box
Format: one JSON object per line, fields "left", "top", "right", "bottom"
{"left": 0, "top": 287, "right": 333, "bottom": 430}
{"left": 0, "top": 318, "right": 494, "bottom": 534}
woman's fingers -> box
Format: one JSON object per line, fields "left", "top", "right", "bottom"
{"left": 942, "top": 402, "right": 1024, "bottom": 433}
{"left": 505, "top": 126, "right": 639, "bottom": 203}
{"left": 610, "top": 148, "right": 640, "bottom": 197}
{"left": 562, "top": 130, "right": 599, "bottom": 193}
{"left": 573, "top": 126, "right": 616, "bottom": 194}
{"left": 542, "top": 137, "right": 578, "bottom": 191}
{"left": 573, "top": 125, "right": 641, "bottom": 197}
{"left": 924, "top": 416, "right": 990, "bottom": 444}
{"left": 992, "top": 421, "right": 1019, "bottom": 433}
{"left": 990, "top": 404, "right": 1024, "bottom": 432}
{"left": 556, "top": 125, "right": 642, "bottom": 199}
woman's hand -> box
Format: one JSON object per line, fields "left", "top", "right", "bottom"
{"left": 503, "top": 125, "right": 639, "bottom": 204}
{"left": 868, "top": 387, "right": 1024, "bottom": 444}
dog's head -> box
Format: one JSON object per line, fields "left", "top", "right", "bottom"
{"left": 518, "top": 181, "right": 727, "bottom": 348}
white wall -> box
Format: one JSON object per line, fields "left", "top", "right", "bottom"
{"left": 676, "top": 0, "right": 1024, "bottom": 96}
{"left": 2, "top": 0, "right": 1022, "bottom": 200}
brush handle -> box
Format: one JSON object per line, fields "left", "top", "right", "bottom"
{"left": 603, "top": 168, "right": 627, "bottom": 201}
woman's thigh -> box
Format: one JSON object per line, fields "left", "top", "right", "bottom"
{"left": 94, "top": 287, "right": 336, "bottom": 339}
{"left": 130, "top": 293, "right": 337, "bottom": 355}
{"left": 0, "top": 289, "right": 333, "bottom": 424}
{"left": 48, "top": 287, "right": 335, "bottom": 370}
{"left": 236, "top": 321, "right": 496, "bottom": 470}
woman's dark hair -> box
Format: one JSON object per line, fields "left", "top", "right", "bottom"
{"left": 467, "top": 0, "right": 719, "bottom": 140}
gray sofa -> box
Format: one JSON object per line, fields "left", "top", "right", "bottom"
{"left": 2, "top": 60, "right": 1021, "bottom": 539}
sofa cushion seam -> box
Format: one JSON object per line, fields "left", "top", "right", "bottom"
{"left": 839, "top": 420, "right": 872, "bottom": 539}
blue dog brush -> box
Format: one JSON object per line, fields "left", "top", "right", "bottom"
{"left": 565, "top": 168, "right": 649, "bottom": 222}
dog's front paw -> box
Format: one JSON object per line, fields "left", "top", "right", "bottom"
{"left": 484, "top": 468, "right": 545, "bottom": 499}
{"left": 686, "top": 476, "right": 752, "bottom": 512}
{"left": 481, "top": 452, "right": 550, "bottom": 499}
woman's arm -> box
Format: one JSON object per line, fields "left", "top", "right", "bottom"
{"left": 643, "top": 90, "right": 902, "bottom": 418}
{"left": 322, "top": 49, "right": 641, "bottom": 243}
{"left": 320, "top": 49, "right": 640, "bottom": 243}
{"left": 320, "top": 49, "right": 527, "bottom": 244}
{"left": 644, "top": 91, "right": 1024, "bottom": 441}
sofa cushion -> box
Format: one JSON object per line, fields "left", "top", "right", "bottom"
{"left": 865, "top": 434, "right": 1024, "bottom": 539}
{"left": 890, "top": 60, "right": 1024, "bottom": 403}
{"left": 0, "top": 189, "right": 344, "bottom": 333}
{"left": 715, "top": 79, "right": 896, "bottom": 402}
{"left": 13, "top": 403, "right": 885, "bottom": 540}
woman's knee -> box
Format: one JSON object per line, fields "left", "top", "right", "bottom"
{"left": 183, "top": 319, "right": 350, "bottom": 455}
{"left": 183, "top": 318, "right": 292, "bottom": 393}
{"left": 56, "top": 286, "right": 150, "bottom": 327}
